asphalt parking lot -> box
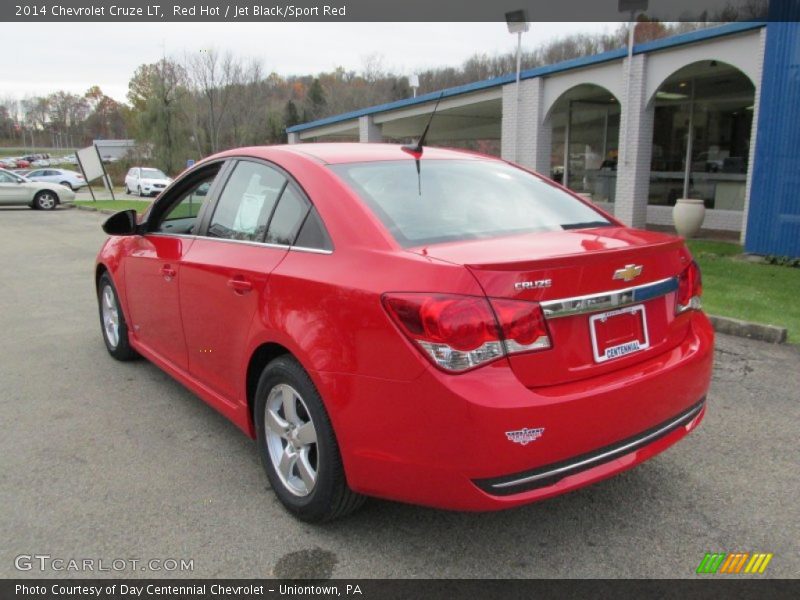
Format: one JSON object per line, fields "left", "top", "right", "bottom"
{"left": 1, "top": 206, "right": 798, "bottom": 579}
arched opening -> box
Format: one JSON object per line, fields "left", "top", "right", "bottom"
{"left": 547, "top": 84, "right": 620, "bottom": 203}
{"left": 648, "top": 61, "right": 755, "bottom": 220}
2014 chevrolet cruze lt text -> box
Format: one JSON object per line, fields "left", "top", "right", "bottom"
{"left": 94, "top": 144, "right": 713, "bottom": 522}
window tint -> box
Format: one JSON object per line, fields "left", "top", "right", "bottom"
{"left": 331, "top": 160, "right": 612, "bottom": 247}
{"left": 207, "top": 161, "right": 286, "bottom": 242}
{"left": 295, "top": 208, "right": 332, "bottom": 251}
{"left": 266, "top": 185, "right": 309, "bottom": 246}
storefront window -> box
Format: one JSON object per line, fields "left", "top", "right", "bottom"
{"left": 649, "top": 63, "right": 754, "bottom": 210}
{"left": 549, "top": 85, "right": 620, "bottom": 203}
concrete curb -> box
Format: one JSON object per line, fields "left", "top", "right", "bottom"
{"left": 709, "top": 314, "right": 788, "bottom": 344}
{"left": 73, "top": 204, "right": 120, "bottom": 216}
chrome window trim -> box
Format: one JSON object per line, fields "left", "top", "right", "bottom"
{"left": 540, "top": 276, "right": 678, "bottom": 319}
{"left": 147, "top": 232, "right": 332, "bottom": 254}
{"left": 486, "top": 401, "right": 704, "bottom": 492}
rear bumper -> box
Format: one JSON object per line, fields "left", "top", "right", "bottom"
{"left": 473, "top": 399, "right": 705, "bottom": 495}
{"left": 315, "top": 311, "right": 714, "bottom": 511}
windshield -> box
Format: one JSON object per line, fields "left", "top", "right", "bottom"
{"left": 331, "top": 159, "right": 612, "bottom": 247}
{"left": 141, "top": 169, "right": 167, "bottom": 179}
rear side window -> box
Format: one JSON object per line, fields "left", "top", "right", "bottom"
{"left": 295, "top": 208, "right": 333, "bottom": 251}
{"left": 266, "top": 185, "right": 309, "bottom": 246}
{"left": 330, "top": 159, "right": 612, "bottom": 247}
{"left": 208, "top": 161, "right": 286, "bottom": 242}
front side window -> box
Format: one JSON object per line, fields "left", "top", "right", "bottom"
{"left": 0, "top": 171, "right": 16, "bottom": 183}
{"left": 331, "top": 159, "right": 612, "bottom": 248}
{"left": 155, "top": 174, "right": 218, "bottom": 235}
{"left": 207, "top": 161, "right": 286, "bottom": 242}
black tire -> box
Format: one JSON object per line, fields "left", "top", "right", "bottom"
{"left": 137, "top": 186, "right": 142, "bottom": 197}
{"left": 59, "top": 181, "right": 73, "bottom": 191}
{"left": 125, "top": 185, "right": 130, "bottom": 194}
{"left": 97, "top": 272, "right": 138, "bottom": 361}
{"left": 34, "top": 190, "right": 58, "bottom": 210}
{"left": 255, "top": 356, "right": 365, "bottom": 522}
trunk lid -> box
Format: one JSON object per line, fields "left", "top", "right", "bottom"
{"left": 411, "top": 226, "right": 694, "bottom": 387}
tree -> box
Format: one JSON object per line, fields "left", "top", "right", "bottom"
{"left": 304, "top": 78, "right": 327, "bottom": 121}
{"left": 129, "top": 58, "right": 191, "bottom": 174}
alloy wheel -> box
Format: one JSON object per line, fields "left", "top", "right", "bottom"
{"left": 101, "top": 285, "right": 120, "bottom": 348}
{"left": 264, "top": 383, "right": 318, "bottom": 497}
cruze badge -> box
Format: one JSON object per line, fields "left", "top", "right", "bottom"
{"left": 514, "top": 279, "right": 552, "bottom": 290}
{"left": 505, "top": 427, "right": 545, "bottom": 445}
{"left": 613, "top": 264, "right": 643, "bottom": 282}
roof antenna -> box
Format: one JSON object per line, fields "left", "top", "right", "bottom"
{"left": 403, "top": 92, "right": 444, "bottom": 155}
{"left": 402, "top": 92, "right": 444, "bottom": 194}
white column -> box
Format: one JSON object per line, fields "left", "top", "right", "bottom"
{"left": 501, "top": 78, "right": 551, "bottom": 174}
{"left": 359, "top": 115, "right": 383, "bottom": 143}
{"left": 614, "top": 53, "right": 652, "bottom": 228}
{"left": 287, "top": 132, "right": 300, "bottom": 144}
{"left": 740, "top": 27, "right": 766, "bottom": 244}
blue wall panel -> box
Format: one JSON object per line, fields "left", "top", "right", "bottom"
{"left": 746, "top": 16, "right": 800, "bottom": 258}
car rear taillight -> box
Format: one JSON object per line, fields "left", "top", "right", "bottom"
{"left": 489, "top": 298, "right": 552, "bottom": 353}
{"left": 383, "top": 293, "right": 551, "bottom": 372}
{"left": 676, "top": 261, "right": 703, "bottom": 314}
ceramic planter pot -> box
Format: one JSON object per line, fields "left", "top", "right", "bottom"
{"left": 673, "top": 198, "right": 706, "bottom": 238}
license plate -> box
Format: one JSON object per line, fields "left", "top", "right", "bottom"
{"left": 589, "top": 304, "right": 650, "bottom": 363}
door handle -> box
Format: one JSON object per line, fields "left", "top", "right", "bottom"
{"left": 160, "top": 265, "right": 176, "bottom": 280}
{"left": 227, "top": 276, "right": 253, "bottom": 294}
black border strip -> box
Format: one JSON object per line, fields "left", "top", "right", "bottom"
{"left": 474, "top": 398, "right": 705, "bottom": 496}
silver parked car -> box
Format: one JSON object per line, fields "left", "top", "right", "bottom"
{"left": 25, "top": 168, "right": 87, "bottom": 191}
{"left": 0, "top": 168, "right": 75, "bottom": 210}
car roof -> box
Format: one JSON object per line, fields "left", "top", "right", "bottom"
{"left": 215, "top": 143, "right": 497, "bottom": 165}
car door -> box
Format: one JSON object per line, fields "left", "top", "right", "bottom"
{"left": 0, "top": 170, "right": 22, "bottom": 204}
{"left": 179, "top": 159, "right": 301, "bottom": 403}
{"left": 123, "top": 162, "right": 224, "bottom": 372}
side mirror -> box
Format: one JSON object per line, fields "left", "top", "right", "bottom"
{"left": 102, "top": 209, "right": 140, "bottom": 236}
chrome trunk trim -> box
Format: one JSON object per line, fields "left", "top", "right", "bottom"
{"left": 540, "top": 277, "right": 678, "bottom": 319}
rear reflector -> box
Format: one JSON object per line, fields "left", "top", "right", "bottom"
{"left": 383, "top": 293, "right": 551, "bottom": 372}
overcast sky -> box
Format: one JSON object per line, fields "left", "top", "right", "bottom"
{"left": 0, "top": 22, "right": 618, "bottom": 103}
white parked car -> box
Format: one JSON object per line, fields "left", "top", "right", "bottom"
{"left": 0, "top": 168, "right": 75, "bottom": 210}
{"left": 25, "top": 168, "right": 87, "bottom": 191}
{"left": 124, "top": 167, "right": 172, "bottom": 196}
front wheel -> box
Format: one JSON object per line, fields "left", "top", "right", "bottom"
{"left": 255, "top": 356, "right": 365, "bottom": 522}
{"left": 97, "top": 272, "right": 138, "bottom": 361}
{"left": 34, "top": 190, "right": 57, "bottom": 210}
{"left": 60, "top": 181, "right": 73, "bottom": 191}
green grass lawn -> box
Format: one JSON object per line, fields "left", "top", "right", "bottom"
{"left": 75, "top": 200, "right": 151, "bottom": 213}
{"left": 687, "top": 240, "right": 800, "bottom": 343}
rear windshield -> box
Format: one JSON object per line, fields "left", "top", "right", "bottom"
{"left": 330, "top": 159, "right": 612, "bottom": 247}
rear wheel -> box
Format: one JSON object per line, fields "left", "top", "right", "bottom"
{"left": 97, "top": 272, "right": 138, "bottom": 361}
{"left": 255, "top": 356, "right": 364, "bottom": 522}
{"left": 34, "top": 191, "right": 57, "bottom": 210}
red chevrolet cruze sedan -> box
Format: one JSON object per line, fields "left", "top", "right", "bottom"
{"left": 95, "top": 144, "right": 713, "bottom": 522}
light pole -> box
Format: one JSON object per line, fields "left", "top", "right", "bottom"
{"left": 505, "top": 10, "right": 529, "bottom": 162}
{"left": 409, "top": 74, "right": 419, "bottom": 98}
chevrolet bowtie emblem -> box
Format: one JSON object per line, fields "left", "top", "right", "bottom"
{"left": 613, "top": 264, "right": 643, "bottom": 282}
